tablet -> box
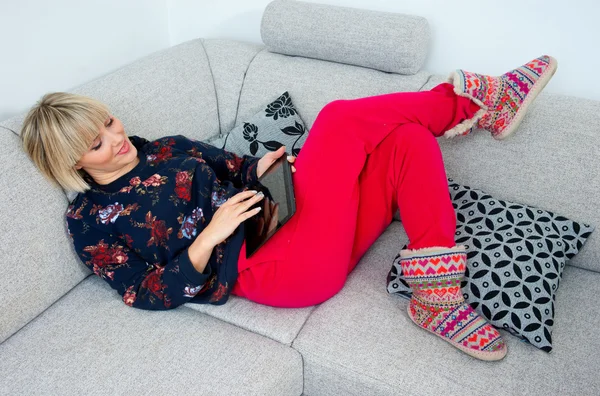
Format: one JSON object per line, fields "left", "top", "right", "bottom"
{"left": 243, "top": 154, "right": 297, "bottom": 258}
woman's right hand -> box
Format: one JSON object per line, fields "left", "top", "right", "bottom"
{"left": 201, "top": 190, "right": 264, "bottom": 247}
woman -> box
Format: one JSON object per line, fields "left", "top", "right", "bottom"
{"left": 20, "top": 55, "right": 557, "bottom": 361}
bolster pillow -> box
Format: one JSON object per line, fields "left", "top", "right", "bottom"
{"left": 260, "top": 0, "right": 430, "bottom": 75}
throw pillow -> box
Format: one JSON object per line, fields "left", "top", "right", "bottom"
{"left": 386, "top": 178, "right": 595, "bottom": 352}
{"left": 207, "top": 92, "right": 307, "bottom": 157}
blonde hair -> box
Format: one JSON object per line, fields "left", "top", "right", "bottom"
{"left": 20, "top": 92, "right": 110, "bottom": 193}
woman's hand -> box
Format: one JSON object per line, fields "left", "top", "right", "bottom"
{"left": 201, "top": 190, "right": 264, "bottom": 246}
{"left": 257, "top": 146, "right": 296, "bottom": 179}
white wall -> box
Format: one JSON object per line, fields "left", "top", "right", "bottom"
{"left": 168, "top": 0, "right": 600, "bottom": 101}
{"left": 3, "top": 0, "right": 598, "bottom": 123}
{"left": 0, "top": 0, "right": 170, "bottom": 122}
{"left": 168, "top": 0, "right": 272, "bottom": 45}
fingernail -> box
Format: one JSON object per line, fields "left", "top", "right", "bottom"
{"left": 257, "top": 191, "right": 264, "bottom": 197}
{"left": 249, "top": 190, "right": 257, "bottom": 194}
{"left": 287, "top": 155, "right": 293, "bottom": 161}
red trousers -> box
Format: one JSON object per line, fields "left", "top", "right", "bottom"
{"left": 231, "top": 83, "right": 481, "bottom": 307}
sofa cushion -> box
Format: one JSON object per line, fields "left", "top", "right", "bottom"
{"left": 236, "top": 50, "right": 430, "bottom": 130}
{"left": 421, "top": 75, "right": 600, "bottom": 273}
{"left": 0, "top": 130, "right": 89, "bottom": 344}
{"left": 188, "top": 296, "right": 315, "bottom": 345}
{"left": 387, "top": 179, "right": 595, "bottom": 352}
{"left": 293, "top": 221, "right": 600, "bottom": 395}
{"left": 0, "top": 276, "right": 303, "bottom": 395}
{"left": 261, "top": 0, "right": 429, "bottom": 75}
{"left": 202, "top": 39, "right": 265, "bottom": 136}
{"left": 0, "top": 114, "right": 25, "bottom": 136}
{"left": 210, "top": 91, "right": 308, "bottom": 157}
{"left": 70, "top": 39, "right": 220, "bottom": 144}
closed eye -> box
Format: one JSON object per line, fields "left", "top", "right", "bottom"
{"left": 91, "top": 117, "right": 114, "bottom": 151}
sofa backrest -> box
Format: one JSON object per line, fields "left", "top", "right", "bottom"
{"left": 0, "top": 128, "right": 90, "bottom": 343}
{"left": 0, "top": 38, "right": 231, "bottom": 342}
{"left": 70, "top": 39, "right": 221, "bottom": 144}
{"left": 236, "top": 50, "right": 431, "bottom": 129}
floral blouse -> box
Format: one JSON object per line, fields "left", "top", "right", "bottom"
{"left": 65, "top": 135, "right": 260, "bottom": 310}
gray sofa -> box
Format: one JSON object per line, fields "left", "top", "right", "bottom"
{"left": 1, "top": 1, "right": 599, "bottom": 395}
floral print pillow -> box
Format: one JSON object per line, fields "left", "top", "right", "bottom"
{"left": 208, "top": 92, "right": 308, "bottom": 157}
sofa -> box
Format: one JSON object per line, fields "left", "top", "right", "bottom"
{"left": 1, "top": 1, "right": 599, "bottom": 395}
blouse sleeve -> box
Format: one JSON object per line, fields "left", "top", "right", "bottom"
{"left": 169, "top": 134, "right": 260, "bottom": 188}
{"left": 66, "top": 214, "right": 213, "bottom": 311}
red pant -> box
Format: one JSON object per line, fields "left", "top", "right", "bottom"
{"left": 231, "top": 83, "right": 481, "bottom": 307}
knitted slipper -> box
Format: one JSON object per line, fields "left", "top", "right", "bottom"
{"left": 400, "top": 245, "right": 507, "bottom": 361}
{"left": 447, "top": 55, "right": 558, "bottom": 140}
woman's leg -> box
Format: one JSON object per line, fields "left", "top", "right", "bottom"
{"left": 232, "top": 57, "right": 558, "bottom": 360}
{"left": 232, "top": 83, "right": 480, "bottom": 306}
{"left": 348, "top": 122, "right": 455, "bottom": 273}
{"left": 349, "top": 123, "right": 507, "bottom": 361}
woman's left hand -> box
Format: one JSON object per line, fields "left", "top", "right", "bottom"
{"left": 256, "top": 146, "right": 296, "bottom": 178}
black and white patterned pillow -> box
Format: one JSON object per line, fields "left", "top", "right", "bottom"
{"left": 207, "top": 92, "right": 307, "bottom": 157}
{"left": 387, "top": 178, "right": 595, "bottom": 352}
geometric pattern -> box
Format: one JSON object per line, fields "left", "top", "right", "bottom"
{"left": 401, "top": 246, "right": 506, "bottom": 360}
{"left": 388, "top": 179, "right": 595, "bottom": 352}
{"left": 451, "top": 55, "right": 558, "bottom": 140}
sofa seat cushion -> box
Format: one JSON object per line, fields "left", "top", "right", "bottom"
{"left": 188, "top": 297, "right": 315, "bottom": 346}
{"left": 293, "top": 221, "right": 600, "bottom": 396}
{"left": 421, "top": 75, "right": 600, "bottom": 272}
{"left": 0, "top": 277, "right": 303, "bottom": 396}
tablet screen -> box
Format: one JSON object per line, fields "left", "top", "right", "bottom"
{"left": 244, "top": 155, "right": 296, "bottom": 258}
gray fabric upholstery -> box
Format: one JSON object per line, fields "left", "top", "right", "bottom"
{"left": 202, "top": 39, "right": 265, "bottom": 136}
{"left": 261, "top": 0, "right": 429, "bottom": 75}
{"left": 71, "top": 39, "right": 220, "bottom": 144}
{"left": 189, "top": 297, "right": 315, "bottom": 345}
{"left": 294, "top": 221, "right": 600, "bottom": 396}
{"left": 2, "top": 4, "right": 600, "bottom": 393}
{"left": 237, "top": 50, "right": 430, "bottom": 129}
{"left": 9, "top": 38, "right": 223, "bottom": 204}
{"left": 0, "top": 113, "right": 25, "bottom": 136}
{"left": 0, "top": 130, "right": 90, "bottom": 344}
{"left": 0, "top": 277, "right": 303, "bottom": 396}
{"left": 421, "top": 75, "right": 600, "bottom": 272}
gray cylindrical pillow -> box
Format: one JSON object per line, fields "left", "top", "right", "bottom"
{"left": 260, "top": 0, "right": 430, "bottom": 75}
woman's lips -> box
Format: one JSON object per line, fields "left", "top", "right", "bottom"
{"left": 118, "top": 140, "right": 130, "bottom": 155}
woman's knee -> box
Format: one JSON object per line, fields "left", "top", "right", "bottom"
{"left": 317, "top": 99, "right": 351, "bottom": 124}
{"left": 393, "top": 123, "right": 438, "bottom": 149}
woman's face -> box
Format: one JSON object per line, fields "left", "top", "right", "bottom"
{"left": 74, "top": 115, "right": 139, "bottom": 184}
